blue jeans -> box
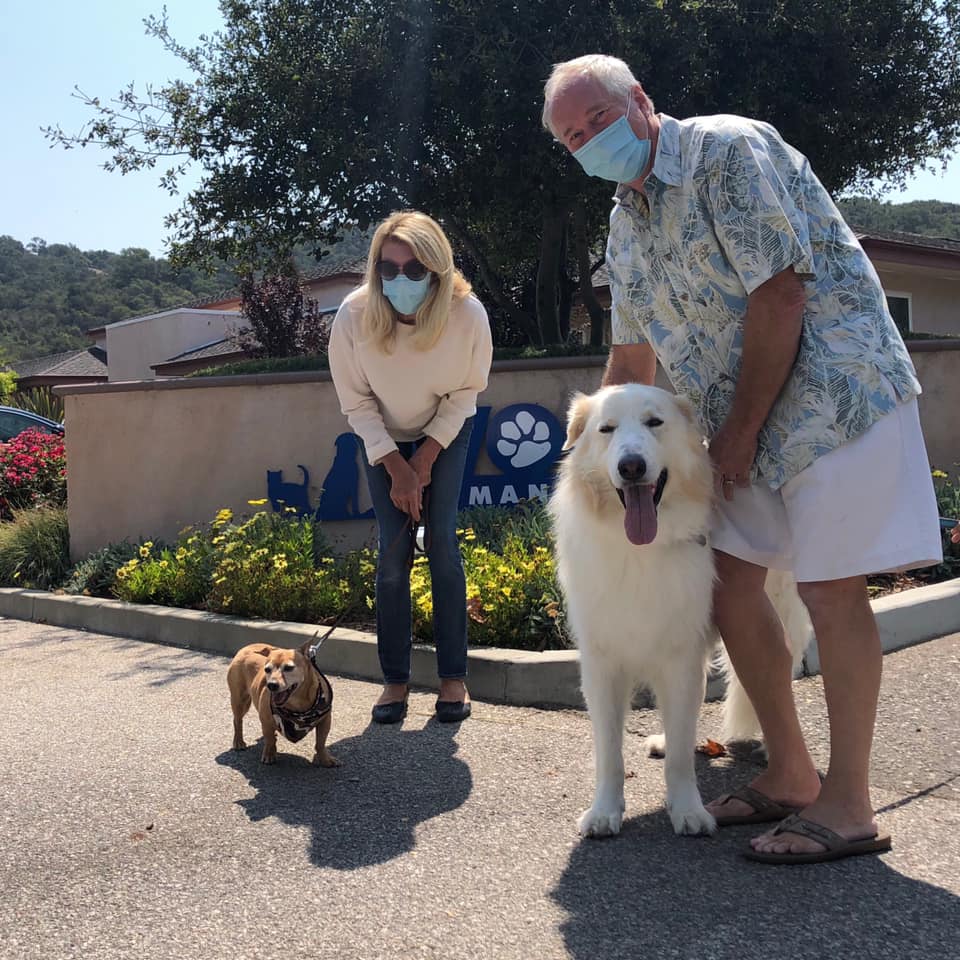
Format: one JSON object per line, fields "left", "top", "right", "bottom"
{"left": 361, "top": 418, "right": 474, "bottom": 684}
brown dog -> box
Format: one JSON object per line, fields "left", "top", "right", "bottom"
{"left": 227, "top": 641, "right": 339, "bottom": 766}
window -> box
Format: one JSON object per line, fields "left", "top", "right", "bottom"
{"left": 885, "top": 292, "right": 912, "bottom": 336}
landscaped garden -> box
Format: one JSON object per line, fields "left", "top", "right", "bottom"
{"left": 0, "top": 426, "right": 957, "bottom": 651}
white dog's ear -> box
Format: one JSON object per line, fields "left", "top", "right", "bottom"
{"left": 563, "top": 392, "right": 592, "bottom": 450}
{"left": 673, "top": 394, "right": 699, "bottom": 425}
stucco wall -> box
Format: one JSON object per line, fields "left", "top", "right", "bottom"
{"left": 59, "top": 360, "right": 608, "bottom": 560}
{"left": 874, "top": 264, "right": 960, "bottom": 336}
{"left": 57, "top": 347, "right": 960, "bottom": 562}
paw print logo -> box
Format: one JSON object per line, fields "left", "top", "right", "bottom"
{"left": 487, "top": 404, "right": 563, "bottom": 475}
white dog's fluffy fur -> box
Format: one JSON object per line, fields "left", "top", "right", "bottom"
{"left": 548, "top": 384, "right": 809, "bottom": 837}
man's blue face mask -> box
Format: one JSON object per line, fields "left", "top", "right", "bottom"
{"left": 382, "top": 274, "right": 432, "bottom": 316}
{"left": 572, "top": 94, "right": 651, "bottom": 183}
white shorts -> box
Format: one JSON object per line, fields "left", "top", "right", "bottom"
{"left": 711, "top": 399, "right": 943, "bottom": 582}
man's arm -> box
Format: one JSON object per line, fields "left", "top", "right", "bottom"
{"left": 709, "top": 266, "right": 806, "bottom": 493}
{"left": 602, "top": 342, "right": 657, "bottom": 387}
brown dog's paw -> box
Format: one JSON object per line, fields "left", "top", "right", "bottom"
{"left": 313, "top": 750, "right": 340, "bottom": 768}
{"left": 232, "top": 739, "right": 248, "bottom": 751}
{"left": 260, "top": 749, "right": 277, "bottom": 764}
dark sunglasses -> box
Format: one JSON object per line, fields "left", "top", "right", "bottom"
{"left": 376, "top": 258, "right": 430, "bottom": 281}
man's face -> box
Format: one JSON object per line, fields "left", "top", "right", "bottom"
{"left": 550, "top": 74, "right": 640, "bottom": 154}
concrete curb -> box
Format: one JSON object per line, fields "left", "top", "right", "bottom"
{"left": 2, "top": 579, "right": 959, "bottom": 708}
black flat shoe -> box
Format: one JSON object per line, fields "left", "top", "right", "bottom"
{"left": 371, "top": 698, "right": 408, "bottom": 724}
{"left": 435, "top": 699, "right": 471, "bottom": 723}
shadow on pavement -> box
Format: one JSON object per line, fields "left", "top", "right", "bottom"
{"left": 552, "top": 760, "right": 960, "bottom": 960}
{"left": 216, "top": 716, "right": 472, "bottom": 871}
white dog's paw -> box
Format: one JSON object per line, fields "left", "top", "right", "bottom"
{"left": 578, "top": 803, "right": 625, "bottom": 838}
{"left": 667, "top": 803, "right": 717, "bottom": 837}
{"left": 644, "top": 733, "right": 666, "bottom": 758}
{"left": 496, "top": 410, "right": 552, "bottom": 469}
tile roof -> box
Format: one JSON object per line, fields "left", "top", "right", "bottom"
{"left": 851, "top": 226, "right": 960, "bottom": 255}
{"left": 156, "top": 338, "right": 245, "bottom": 365}
{"left": 172, "top": 254, "right": 369, "bottom": 312}
{"left": 11, "top": 347, "right": 108, "bottom": 379}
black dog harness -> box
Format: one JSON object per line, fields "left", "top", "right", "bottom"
{"left": 271, "top": 659, "right": 333, "bottom": 743}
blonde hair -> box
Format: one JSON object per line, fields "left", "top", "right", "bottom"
{"left": 362, "top": 210, "right": 472, "bottom": 353}
{"left": 542, "top": 54, "right": 654, "bottom": 135}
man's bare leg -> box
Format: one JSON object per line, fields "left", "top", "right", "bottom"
{"left": 705, "top": 551, "right": 821, "bottom": 820}
{"left": 751, "top": 575, "right": 881, "bottom": 854}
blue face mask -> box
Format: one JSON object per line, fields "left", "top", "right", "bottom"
{"left": 382, "top": 274, "right": 432, "bottom": 316}
{"left": 573, "top": 96, "right": 651, "bottom": 183}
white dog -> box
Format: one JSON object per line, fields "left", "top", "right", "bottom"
{"left": 548, "top": 384, "right": 808, "bottom": 837}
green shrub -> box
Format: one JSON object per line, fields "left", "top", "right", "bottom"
{"left": 205, "top": 509, "right": 365, "bottom": 622}
{"left": 410, "top": 500, "right": 570, "bottom": 651}
{"left": 932, "top": 469, "right": 960, "bottom": 578}
{"left": 64, "top": 541, "right": 140, "bottom": 597}
{"left": 114, "top": 531, "right": 215, "bottom": 608}
{"left": 13, "top": 386, "right": 65, "bottom": 423}
{"left": 0, "top": 506, "right": 70, "bottom": 589}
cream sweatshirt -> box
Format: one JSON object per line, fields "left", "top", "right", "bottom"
{"left": 328, "top": 286, "right": 493, "bottom": 464}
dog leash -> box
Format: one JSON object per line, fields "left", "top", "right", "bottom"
{"left": 308, "top": 491, "right": 432, "bottom": 667}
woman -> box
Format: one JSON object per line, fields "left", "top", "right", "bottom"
{"left": 328, "top": 211, "right": 493, "bottom": 724}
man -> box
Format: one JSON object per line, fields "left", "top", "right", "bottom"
{"left": 543, "top": 55, "right": 943, "bottom": 863}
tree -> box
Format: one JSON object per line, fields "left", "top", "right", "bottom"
{"left": 233, "top": 268, "right": 331, "bottom": 358}
{"left": 46, "top": 0, "right": 960, "bottom": 344}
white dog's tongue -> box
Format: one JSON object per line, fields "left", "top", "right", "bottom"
{"left": 623, "top": 484, "right": 658, "bottom": 545}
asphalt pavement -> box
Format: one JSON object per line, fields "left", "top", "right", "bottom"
{"left": 1, "top": 618, "right": 958, "bottom": 960}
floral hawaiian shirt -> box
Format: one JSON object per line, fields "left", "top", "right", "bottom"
{"left": 607, "top": 113, "right": 921, "bottom": 489}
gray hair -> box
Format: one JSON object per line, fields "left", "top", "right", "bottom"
{"left": 541, "top": 54, "right": 653, "bottom": 135}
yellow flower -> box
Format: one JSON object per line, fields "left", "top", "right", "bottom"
{"left": 139, "top": 546, "right": 150, "bottom": 557}
{"left": 248, "top": 498, "right": 269, "bottom": 505}
{"left": 159, "top": 560, "right": 169, "bottom": 569}
{"left": 501, "top": 586, "right": 512, "bottom": 598}
{"left": 932, "top": 469, "right": 948, "bottom": 479}
{"left": 143, "top": 541, "right": 154, "bottom": 548}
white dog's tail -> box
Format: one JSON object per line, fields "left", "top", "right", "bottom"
{"left": 719, "top": 569, "right": 812, "bottom": 744}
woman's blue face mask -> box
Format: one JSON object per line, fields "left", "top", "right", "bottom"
{"left": 382, "top": 274, "right": 432, "bottom": 316}
{"left": 573, "top": 94, "right": 651, "bottom": 183}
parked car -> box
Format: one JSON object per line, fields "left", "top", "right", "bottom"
{"left": 0, "top": 406, "right": 65, "bottom": 443}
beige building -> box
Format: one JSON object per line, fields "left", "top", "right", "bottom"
{"left": 581, "top": 227, "right": 960, "bottom": 342}
{"left": 95, "top": 257, "right": 367, "bottom": 382}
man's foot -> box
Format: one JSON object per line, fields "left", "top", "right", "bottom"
{"left": 749, "top": 796, "right": 881, "bottom": 857}
{"left": 745, "top": 804, "right": 891, "bottom": 863}
{"left": 706, "top": 767, "right": 821, "bottom": 823}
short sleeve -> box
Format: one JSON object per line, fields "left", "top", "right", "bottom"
{"left": 705, "top": 127, "right": 815, "bottom": 295}
{"left": 606, "top": 229, "right": 651, "bottom": 346}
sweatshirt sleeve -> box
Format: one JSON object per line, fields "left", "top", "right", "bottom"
{"left": 327, "top": 301, "right": 398, "bottom": 465}
{"left": 423, "top": 297, "right": 494, "bottom": 448}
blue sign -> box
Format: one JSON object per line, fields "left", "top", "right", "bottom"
{"left": 265, "top": 403, "right": 566, "bottom": 522}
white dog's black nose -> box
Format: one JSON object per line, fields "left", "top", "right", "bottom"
{"left": 618, "top": 455, "right": 647, "bottom": 482}
{"left": 267, "top": 680, "right": 279, "bottom": 691}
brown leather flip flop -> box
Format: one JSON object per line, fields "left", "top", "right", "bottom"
{"left": 712, "top": 785, "right": 803, "bottom": 826}
{"left": 743, "top": 813, "right": 892, "bottom": 865}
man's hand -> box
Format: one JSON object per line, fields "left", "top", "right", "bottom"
{"left": 602, "top": 343, "right": 657, "bottom": 387}
{"left": 709, "top": 420, "right": 758, "bottom": 501}
{"left": 379, "top": 452, "right": 424, "bottom": 521}
{"left": 408, "top": 437, "right": 442, "bottom": 489}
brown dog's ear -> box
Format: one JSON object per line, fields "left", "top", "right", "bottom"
{"left": 562, "top": 392, "right": 592, "bottom": 450}
{"left": 298, "top": 639, "right": 315, "bottom": 660}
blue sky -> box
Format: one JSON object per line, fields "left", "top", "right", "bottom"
{"left": 4, "top": 1, "right": 959, "bottom": 258}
